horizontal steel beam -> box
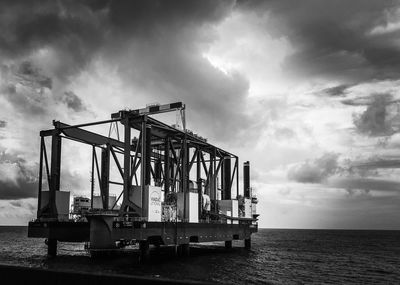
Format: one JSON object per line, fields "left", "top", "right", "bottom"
{"left": 111, "top": 102, "right": 184, "bottom": 119}
{"left": 52, "top": 122, "right": 124, "bottom": 148}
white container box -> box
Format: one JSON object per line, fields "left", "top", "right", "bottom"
{"left": 218, "top": 199, "right": 239, "bottom": 224}
{"left": 40, "top": 191, "right": 70, "bottom": 221}
{"left": 130, "top": 185, "right": 162, "bottom": 222}
{"left": 147, "top": 186, "right": 162, "bottom": 221}
{"left": 177, "top": 192, "right": 199, "bottom": 223}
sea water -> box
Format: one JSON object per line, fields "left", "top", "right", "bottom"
{"left": 0, "top": 227, "right": 399, "bottom": 284}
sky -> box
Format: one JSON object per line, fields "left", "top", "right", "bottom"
{"left": 0, "top": 0, "right": 400, "bottom": 229}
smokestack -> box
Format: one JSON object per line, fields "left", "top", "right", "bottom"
{"left": 244, "top": 161, "right": 250, "bottom": 198}
{"left": 223, "top": 157, "right": 231, "bottom": 199}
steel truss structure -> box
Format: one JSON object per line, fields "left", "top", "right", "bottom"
{"left": 37, "top": 102, "right": 239, "bottom": 221}
{"left": 30, "top": 102, "right": 257, "bottom": 258}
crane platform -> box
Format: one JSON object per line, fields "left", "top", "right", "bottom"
{"left": 27, "top": 102, "right": 258, "bottom": 259}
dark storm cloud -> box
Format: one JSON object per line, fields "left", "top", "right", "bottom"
{"left": 108, "top": 0, "right": 232, "bottom": 34}
{"left": 0, "top": 0, "right": 234, "bottom": 82}
{"left": 0, "top": 0, "right": 252, "bottom": 203}
{"left": 16, "top": 61, "right": 52, "bottom": 89}
{"left": 0, "top": 82, "right": 45, "bottom": 116}
{"left": 1, "top": 62, "right": 51, "bottom": 116}
{"left": 290, "top": 152, "right": 400, "bottom": 192}
{"left": 0, "top": 0, "right": 105, "bottom": 81}
{"left": 0, "top": 0, "right": 252, "bottom": 140}
{"left": 352, "top": 94, "right": 400, "bottom": 136}
{"left": 61, "top": 91, "right": 86, "bottom": 112}
{"left": 0, "top": 0, "right": 233, "bottom": 76}
{"left": 238, "top": 0, "right": 400, "bottom": 83}
{"left": 0, "top": 152, "right": 37, "bottom": 200}
{"left": 288, "top": 153, "right": 340, "bottom": 183}
{"left": 0, "top": 121, "right": 6, "bottom": 128}
{"left": 1, "top": 61, "right": 90, "bottom": 117}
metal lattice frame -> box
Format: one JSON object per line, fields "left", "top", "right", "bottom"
{"left": 37, "top": 103, "right": 239, "bottom": 221}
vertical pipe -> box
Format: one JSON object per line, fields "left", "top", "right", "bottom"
{"left": 223, "top": 157, "right": 231, "bottom": 200}
{"left": 183, "top": 141, "right": 189, "bottom": 192}
{"left": 182, "top": 138, "right": 189, "bottom": 221}
{"left": 197, "top": 148, "right": 201, "bottom": 219}
{"left": 101, "top": 145, "right": 110, "bottom": 210}
{"left": 91, "top": 146, "right": 95, "bottom": 209}
{"left": 244, "top": 161, "right": 250, "bottom": 198}
{"left": 213, "top": 148, "right": 217, "bottom": 214}
{"left": 37, "top": 136, "right": 44, "bottom": 217}
{"left": 170, "top": 152, "right": 174, "bottom": 192}
{"left": 164, "top": 138, "right": 170, "bottom": 193}
{"left": 236, "top": 156, "right": 239, "bottom": 200}
{"left": 140, "top": 118, "right": 147, "bottom": 217}
{"left": 182, "top": 140, "right": 186, "bottom": 221}
{"left": 145, "top": 125, "right": 151, "bottom": 185}
{"left": 205, "top": 153, "right": 211, "bottom": 196}
{"left": 49, "top": 133, "right": 61, "bottom": 218}
{"left": 123, "top": 118, "right": 131, "bottom": 209}
{"left": 155, "top": 159, "right": 162, "bottom": 186}
{"left": 130, "top": 134, "right": 141, "bottom": 186}
{"left": 208, "top": 152, "right": 214, "bottom": 211}
{"left": 43, "top": 142, "right": 51, "bottom": 188}
{"left": 50, "top": 134, "right": 62, "bottom": 192}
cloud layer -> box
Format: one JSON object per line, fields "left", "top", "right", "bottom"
{"left": 0, "top": 0, "right": 251, "bottom": 201}
{"left": 0, "top": 150, "right": 37, "bottom": 199}
{"left": 239, "top": 0, "right": 400, "bottom": 83}
{"left": 288, "top": 153, "right": 340, "bottom": 183}
{"left": 1, "top": 1, "right": 400, "bottom": 228}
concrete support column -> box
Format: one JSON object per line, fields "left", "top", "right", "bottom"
{"left": 244, "top": 238, "right": 251, "bottom": 250}
{"left": 180, "top": 244, "right": 190, "bottom": 257}
{"left": 139, "top": 240, "right": 150, "bottom": 263}
{"left": 47, "top": 238, "right": 57, "bottom": 257}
